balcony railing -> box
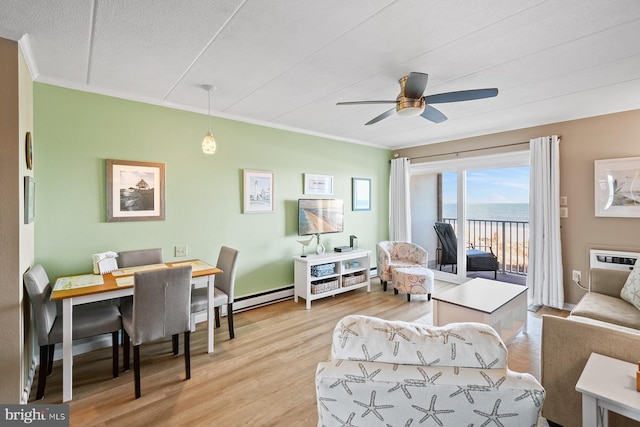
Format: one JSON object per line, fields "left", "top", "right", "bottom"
{"left": 442, "top": 218, "right": 529, "bottom": 275}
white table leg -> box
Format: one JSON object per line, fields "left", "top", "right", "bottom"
{"left": 62, "top": 298, "right": 73, "bottom": 402}
{"left": 207, "top": 274, "right": 215, "bottom": 353}
{"left": 581, "top": 394, "right": 600, "bottom": 427}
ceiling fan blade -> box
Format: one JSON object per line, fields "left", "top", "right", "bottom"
{"left": 365, "top": 108, "right": 396, "bottom": 125}
{"left": 404, "top": 72, "right": 429, "bottom": 99}
{"left": 336, "top": 100, "right": 396, "bottom": 105}
{"left": 424, "top": 88, "right": 498, "bottom": 104}
{"left": 420, "top": 105, "right": 447, "bottom": 123}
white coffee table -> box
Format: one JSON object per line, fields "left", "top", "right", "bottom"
{"left": 432, "top": 278, "right": 528, "bottom": 344}
{"left": 576, "top": 352, "right": 640, "bottom": 427}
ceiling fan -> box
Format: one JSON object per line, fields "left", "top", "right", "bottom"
{"left": 337, "top": 72, "right": 498, "bottom": 125}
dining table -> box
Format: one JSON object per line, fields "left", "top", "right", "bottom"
{"left": 51, "top": 259, "right": 222, "bottom": 402}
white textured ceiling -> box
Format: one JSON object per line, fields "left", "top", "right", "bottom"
{"left": 2, "top": 0, "right": 640, "bottom": 149}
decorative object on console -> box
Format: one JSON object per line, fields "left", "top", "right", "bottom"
{"left": 243, "top": 169, "right": 274, "bottom": 213}
{"left": 201, "top": 84, "right": 217, "bottom": 155}
{"left": 595, "top": 156, "right": 640, "bottom": 217}
{"left": 315, "top": 234, "right": 325, "bottom": 255}
{"left": 352, "top": 177, "right": 371, "bottom": 211}
{"left": 296, "top": 235, "right": 315, "bottom": 257}
{"left": 106, "top": 159, "right": 165, "bottom": 222}
{"left": 349, "top": 235, "right": 358, "bottom": 249}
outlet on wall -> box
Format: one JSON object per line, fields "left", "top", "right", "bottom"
{"left": 175, "top": 245, "right": 188, "bottom": 257}
{"left": 572, "top": 270, "right": 581, "bottom": 283}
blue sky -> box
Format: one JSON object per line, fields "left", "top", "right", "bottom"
{"left": 442, "top": 166, "right": 530, "bottom": 204}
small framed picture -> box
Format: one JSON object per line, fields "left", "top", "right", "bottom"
{"left": 594, "top": 156, "right": 640, "bottom": 218}
{"left": 304, "top": 174, "right": 333, "bottom": 195}
{"left": 244, "top": 169, "right": 274, "bottom": 213}
{"left": 352, "top": 177, "right": 371, "bottom": 211}
{"left": 24, "top": 176, "right": 35, "bottom": 224}
{"left": 106, "top": 159, "right": 165, "bottom": 222}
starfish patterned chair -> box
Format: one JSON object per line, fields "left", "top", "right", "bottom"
{"left": 376, "top": 241, "right": 428, "bottom": 291}
{"left": 315, "top": 315, "right": 544, "bottom": 427}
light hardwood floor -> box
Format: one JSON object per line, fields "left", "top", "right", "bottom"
{"left": 31, "top": 278, "right": 568, "bottom": 426}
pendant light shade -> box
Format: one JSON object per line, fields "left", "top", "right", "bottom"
{"left": 202, "top": 85, "right": 217, "bottom": 155}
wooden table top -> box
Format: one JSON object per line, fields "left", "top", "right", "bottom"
{"left": 51, "top": 259, "right": 222, "bottom": 300}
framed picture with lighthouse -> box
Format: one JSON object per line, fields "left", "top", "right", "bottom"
{"left": 106, "top": 159, "right": 166, "bottom": 222}
{"left": 243, "top": 169, "right": 274, "bottom": 213}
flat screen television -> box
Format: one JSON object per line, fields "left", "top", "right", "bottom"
{"left": 298, "top": 199, "right": 344, "bottom": 236}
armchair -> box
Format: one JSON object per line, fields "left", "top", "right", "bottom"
{"left": 376, "top": 241, "right": 427, "bottom": 291}
{"left": 316, "top": 315, "right": 544, "bottom": 426}
{"left": 433, "top": 222, "right": 499, "bottom": 279}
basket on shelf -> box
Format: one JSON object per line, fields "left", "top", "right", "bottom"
{"left": 311, "top": 263, "right": 335, "bottom": 277}
{"left": 342, "top": 272, "right": 366, "bottom": 287}
{"left": 311, "top": 278, "right": 339, "bottom": 294}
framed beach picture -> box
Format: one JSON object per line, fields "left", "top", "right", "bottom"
{"left": 304, "top": 174, "right": 333, "bottom": 196}
{"left": 106, "top": 159, "right": 166, "bottom": 222}
{"left": 594, "top": 156, "right": 640, "bottom": 218}
{"left": 352, "top": 177, "right": 371, "bottom": 211}
{"left": 243, "top": 169, "right": 274, "bottom": 213}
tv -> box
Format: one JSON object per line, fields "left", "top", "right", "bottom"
{"left": 298, "top": 199, "right": 344, "bottom": 236}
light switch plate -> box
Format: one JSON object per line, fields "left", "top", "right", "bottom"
{"left": 560, "top": 207, "right": 568, "bottom": 218}
{"left": 560, "top": 196, "right": 567, "bottom": 206}
{"left": 175, "top": 245, "right": 187, "bottom": 257}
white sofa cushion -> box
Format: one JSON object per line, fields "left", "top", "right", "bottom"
{"left": 331, "top": 315, "right": 508, "bottom": 369}
{"left": 620, "top": 259, "right": 640, "bottom": 310}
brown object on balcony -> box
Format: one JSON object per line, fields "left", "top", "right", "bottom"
{"left": 433, "top": 221, "right": 499, "bottom": 279}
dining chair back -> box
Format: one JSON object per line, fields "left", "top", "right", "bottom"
{"left": 191, "top": 246, "right": 239, "bottom": 339}
{"left": 121, "top": 265, "right": 193, "bottom": 398}
{"left": 23, "top": 264, "right": 122, "bottom": 400}
{"left": 118, "top": 248, "right": 163, "bottom": 268}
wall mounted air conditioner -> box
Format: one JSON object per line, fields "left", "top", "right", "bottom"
{"left": 589, "top": 249, "right": 638, "bottom": 272}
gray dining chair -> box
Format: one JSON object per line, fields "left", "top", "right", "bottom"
{"left": 23, "top": 264, "right": 122, "bottom": 400}
{"left": 121, "top": 265, "right": 193, "bottom": 399}
{"left": 190, "top": 246, "right": 239, "bottom": 339}
{"left": 118, "top": 248, "right": 163, "bottom": 268}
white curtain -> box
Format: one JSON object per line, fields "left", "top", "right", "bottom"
{"left": 389, "top": 157, "right": 411, "bottom": 241}
{"left": 527, "top": 135, "right": 564, "bottom": 308}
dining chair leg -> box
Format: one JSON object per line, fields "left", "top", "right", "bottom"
{"left": 123, "top": 330, "right": 130, "bottom": 372}
{"left": 172, "top": 334, "right": 179, "bottom": 355}
{"left": 47, "top": 344, "right": 55, "bottom": 375}
{"left": 227, "top": 303, "right": 235, "bottom": 339}
{"left": 214, "top": 306, "right": 221, "bottom": 328}
{"left": 112, "top": 331, "right": 119, "bottom": 378}
{"left": 36, "top": 345, "right": 49, "bottom": 400}
{"left": 184, "top": 331, "right": 191, "bottom": 380}
{"left": 133, "top": 345, "right": 141, "bottom": 399}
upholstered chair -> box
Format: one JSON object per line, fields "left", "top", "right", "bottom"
{"left": 376, "top": 241, "right": 428, "bottom": 291}
{"left": 121, "top": 265, "right": 193, "bottom": 399}
{"left": 191, "top": 246, "right": 239, "bottom": 339}
{"left": 23, "top": 264, "right": 122, "bottom": 400}
{"left": 117, "top": 248, "right": 163, "bottom": 268}
{"left": 316, "top": 315, "right": 545, "bottom": 426}
{"left": 433, "top": 222, "right": 499, "bottom": 279}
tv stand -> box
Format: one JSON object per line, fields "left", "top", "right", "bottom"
{"left": 294, "top": 249, "right": 371, "bottom": 309}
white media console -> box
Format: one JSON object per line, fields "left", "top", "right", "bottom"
{"left": 294, "top": 249, "right": 371, "bottom": 309}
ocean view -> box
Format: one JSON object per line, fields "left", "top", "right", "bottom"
{"left": 443, "top": 203, "right": 529, "bottom": 222}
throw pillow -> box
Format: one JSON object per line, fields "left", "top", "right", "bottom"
{"left": 620, "top": 259, "right": 640, "bottom": 310}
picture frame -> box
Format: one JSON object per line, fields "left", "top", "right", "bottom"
{"left": 243, "top": 169, "right": 274, "bottom": 213}
{"left": 106, "top": 159, "right": 165, "bottom": 222}
{"left": 24, "top": 176, "right": 35, "bottom": 224}
{"left": 594, "top": 156, "right": 640, "bottom": 218}
{"left": 304, "top": 174, "right": 333, "bottom": 195}
{"left": 352, "top": 177, "right": 371, "bottom": 211}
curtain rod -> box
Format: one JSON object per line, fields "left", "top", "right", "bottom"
{"left": 404, "top": 136, "right": 561, "bottom": 161}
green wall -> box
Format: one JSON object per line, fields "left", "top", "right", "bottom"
{"left": 33, "top": 84, "right": 391, "bottom": 297}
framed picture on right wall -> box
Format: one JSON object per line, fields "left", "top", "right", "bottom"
{"left": 352, "top": 177, "right": 371, "bottom": 211}
{"left": 594, "top": 156, "right": 640, "bottom": 217}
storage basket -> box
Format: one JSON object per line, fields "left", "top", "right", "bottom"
{"left": 311, "top": 263, "right": 335, "bottom": 277}
{"left": 311, "top": 278, "right": 339, "bottom": 294}
{"left": 343, "top": 272, "right": 366, "bottom": 287}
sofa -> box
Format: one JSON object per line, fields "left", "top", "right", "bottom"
{"left": 376, "top": 241, "right": 427, "bottom": 291}
{"left": 541, "top": 268, "right": 640, "bottom": 427}
{"left": 316, "top": 315, "right": 545, "bottom": 426}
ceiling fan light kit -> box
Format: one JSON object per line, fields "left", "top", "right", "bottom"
{"left": 337, "top": 72, "right": 498, "bottom": 125}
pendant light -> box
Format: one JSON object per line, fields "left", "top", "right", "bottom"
{"left": 201, "top": 84, "right": 217, "bottom": 155}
